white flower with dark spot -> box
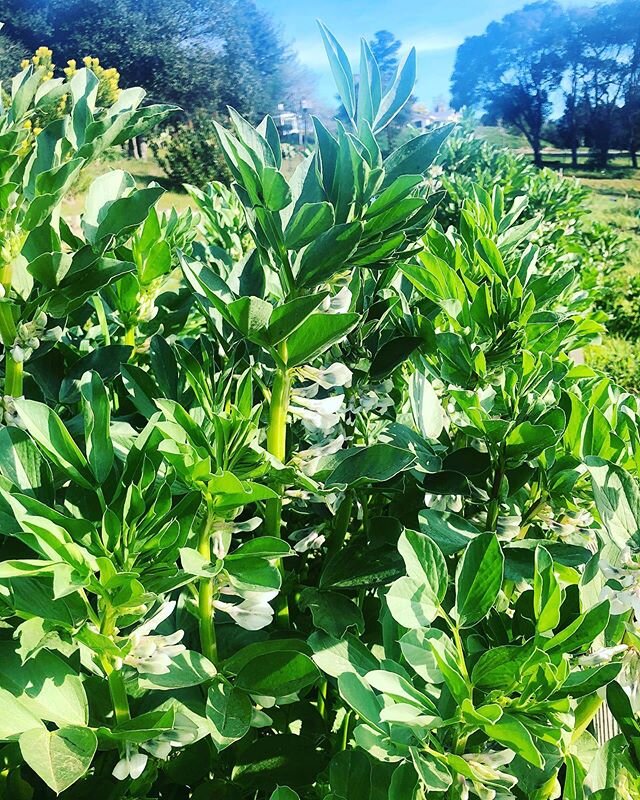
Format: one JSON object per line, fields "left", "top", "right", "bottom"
{"left": 123, "top": 601, "right": 185, "bottom": 675}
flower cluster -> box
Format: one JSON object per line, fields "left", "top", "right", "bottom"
{"left": 9, "top": 312, "right": 61, "bottom": 364}
{"left": 65, "top": 56, "right": 121, "bottom": 107}
{"left": 21, "top": 46, "right": 54, "bottom": 81}
{"left": 121, "top": 602, "right": 186, "bottom": 675}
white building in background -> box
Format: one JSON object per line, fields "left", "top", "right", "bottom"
{"left": 411, "top": 102, "right": 461, "bottom": 129}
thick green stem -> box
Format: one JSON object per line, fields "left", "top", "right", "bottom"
{"left": 486, "top": 454, "right": 505, "bottom": 531}
{"left": 197, "top": 504, "right": 218, "bottom": 664}
{"left": 4, "top": 354, "right": 23, "bottom": 397}
{"left": 107, "top": 668, "right": 131, "bottom": 726}
{"left": 124, "top": 325, "right": 136, "bottom": 349}
{"left": 266, "top": 342, "right": 291, "bottom": 626}
{"left": 100, "top": 607, "right": 130, "bottom": 725}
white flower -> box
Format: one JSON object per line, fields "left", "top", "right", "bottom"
{"left": 321, "top": 286, "right": 352, "bottom": 314}
{"left": 214, "top": 589, "right": 278, "bottom": 631}
{"left": 349, "top": 381, "right": 394, "bottom": 415}
{"left": 112, "top": 744, "right": 148, "bottom": 781}
{"left": 293, "top": 435, "right": 345, "bottom": 476}
{"left": 578, "top": 644, "right": 628, "bottom": 667}
{"left": 599, "top": 550, "right": 640, "bottom": 620}
{"left": 10, "top": 344, "right": 29, "bottom": 363}
{"left": 292, "top": 530, "right": 326, "bottom": 553}
{"left": 210, "top": 516, "right": 261, "bottom": 560}
{"left": 297, "top": 362, "right": 352, "bottom": 389}
{"left": 289, "top": 393, "right": 345, "bottom": 434}
{"left": 457, "top": 749, "right": 517, "bottom": 800}
{"left": 619, "top": 648, "right": 640, "bottom": 714}
{"left": 123, "top": 601, "right": 186, "bottom": 674}
{"left": 141, "top": 711, "right": 199, "bottom": 760}
{"left": 425, "top": 493, "right": 463, "bottom": 513}
{"left": 1, "top": 395, "right": 25, "bottom": 427}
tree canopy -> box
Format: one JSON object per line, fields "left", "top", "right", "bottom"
{"left": 0, "top": 0, "right": 291, "bottom": 119}
{"left": 452, "top": 0, "right": 640, "bottom": 167}
{"left": 451, "top": 1, "right": 564, "bottom": 166}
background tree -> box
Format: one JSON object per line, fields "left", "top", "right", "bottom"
{"left": 0, "top": 0, "right": 291, "bottom": 119}
{"left": 451, "top": 1, "right": 565, "bottom": 167}
{"left": 611, "top": 0, "right": 640, "bottom": 167}
{"left": 576, "top": 3, "right": 627, "bottom": 168}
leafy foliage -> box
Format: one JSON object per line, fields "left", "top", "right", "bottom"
{"left": 0, "top": 22, "right": 638, "bottom": 800}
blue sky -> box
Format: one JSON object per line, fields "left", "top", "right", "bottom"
{"left": 257, "top": 0, "right": 595, "bottom": 109}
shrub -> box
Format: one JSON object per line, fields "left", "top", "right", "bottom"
{"left": 587, "top": 334, "right": 640, "bottom": 392}
{"left": 0, "top": 25, "right": 639, "bottom": 800}
{"left": 151, "top": 111, "right": 231, "bottom": 187}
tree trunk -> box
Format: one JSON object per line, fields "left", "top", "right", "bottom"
{"left": 532, "top": 138, "right": 543, "bottom": 168}
{"left": 631, "top": 144, "right": 638, "bottom": 169}
{"left": 571, "top": 144, "right": 578, "bottom": 168}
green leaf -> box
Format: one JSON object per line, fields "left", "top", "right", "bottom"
{"left": 285, "top": 312, "right": 359, "bottom": 366}
{"left": 284, "top": 201, "right": 334, "bottom": 249}
{"left": 409, "top": 371, "right": 445, "bottom": 440}
{"left": 80, "top": 372, "right": 113, "bottom": 484}
{"left": 382, "top": 124, "right": 453, "bottom": 186}
{"left": 309, "top": 631, "right": 378, "bottom": 678}
{"left": 19, "top": 726, "right": 97, "bottom": 794}
{"left": 226, "top": 296, "right": 273, "bottom": 341}
{"left": 0, "top": 687, "right": 45, "bottom": 739}
{"left": 387, "top": 576, "right": 441, "bottom": 629}
{"left": 410, "top": 747, "right": 452, "bottom": 792}
{"left": 481, "top": 714, "right": 543, "bottom": 768}
{"left": 299, "top": 588, "right": 364, "bottom": 637}
{"left": 13, "top": 400, "right": 94, "bottom": 489}
{"left": 107, "top": 709, "right": 176, "bottom": 744}
{"left": 373, "top": 47, "right": 417, "bottom": 132}
{"left": 554, "top": 663, "right": 622, "bottom": 699}
{"left": 419, "top": 509, "right": 480, "bottom": 556}
{"left": 543, "top": 601, "right": 610, "bottom": 653}
{"left": 606, "top": 681, "right": 640, "bottom": 756}
{"left": 533, "top": 546, "right": 562, "bottom": 635}
{"left": 0, "top": 426, "right": 53, "bottom": 501}
{"left": 338, "top": 672, "right": 386, "bottom": 732}
{"left": 505, "top": 421, "right": 558, "bottom": 466}
{"left": 138, "top": 651, "right": 217, "bottom": 690}
{"left": 266, "top": 292, "right": 327, "bottom": 345}
{"left": 82, "top": 170, "right": 163, "bottom": 244}
{"left": 325, "top": 444, "right": 416, "bottom": 487}
{"left": 295, "top": 221, "right": 362, "bottom": 289}
{"left": 0, "top": 643, "right": 88, "bottom": 729}
{"left": 270, "top": 789, "right": 300, "bottom": 800}
{"left": 236, "top": 651, "right": 320, "bottom": 697}
{"left": 206, "top": 682, "right": 252, "bottom": 751}
{"left": 455, "top": 532, "right": 504, "bottom": 627}
{"left": 472, "top": 645, "right": 540, "bottom": 692}
{"left": 587, "top": 458, "right": 640, "bottom": 551}
{"left": 398, "top": 529, "right": 448, "bottom": 597}
{"left": 318, "top": 22, "right": 356, "bottom": 121}
{"left": 261, "top": 166, "right": 292, "bottom": 211}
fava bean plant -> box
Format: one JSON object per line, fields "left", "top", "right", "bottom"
{"left": 0, "top": 23, "right": 639, "bottom": 800}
